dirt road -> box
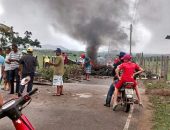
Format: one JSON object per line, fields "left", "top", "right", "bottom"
{"left": 0, "top": 77, "right": 146, "bottom": 130}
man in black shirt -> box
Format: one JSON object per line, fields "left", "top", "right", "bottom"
{"left": 18, "top": 47, "right": 37, "bottom": 96}
{"left": 104, "top": 52, "right": 126, "bottom": 107}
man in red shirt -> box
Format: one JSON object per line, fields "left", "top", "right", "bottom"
{"left": 112, "top": 54, "right": 144, "bottom": 110}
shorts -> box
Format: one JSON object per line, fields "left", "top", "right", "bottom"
{"left": 85, "top": 66, "right": 91, "bottom": 74}
{"left": 52, "top": 75, "right": 63, "bottom": 86}
{"left": 115, "top": 78, "right": 137, "bottom": 89}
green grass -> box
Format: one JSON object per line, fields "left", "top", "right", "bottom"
{"left": 143, "top": 80, "right": 170, "bottom": 130}
{"left": 33, "top": 50, "right": 84, "bottom": 68}
{"left": 144, "top": 80, "right": 170, "bottom": 89}
{"left": 150, "top": 96, "right": 170, "bottom": 130}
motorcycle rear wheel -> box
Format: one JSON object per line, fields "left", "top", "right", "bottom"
{"left": 124, "top": 104, "right": 130, "bottom": 113}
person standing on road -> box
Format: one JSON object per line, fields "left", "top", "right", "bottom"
{"left": 80, "top": 53, "right": 91, "bottom": 81}
{"left": 48, "top": 48, "right": 64, "bottom": 96}
{"left": 0, "top": 48, "right": 5, "bottom": 88}
{"left": 18, "top": 47, "right": 37, "bottom": 96}
{"left": 3, "top": 47, "right": 11, "bottom": 91}
{"left": 0, "top": 50, "right": 5, "bottom": 107}
{"left": 9, "top": 43, "right": 22, "bottom": 94}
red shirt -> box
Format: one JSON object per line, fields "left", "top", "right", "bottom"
{"left": 118, "top": 62, "right": 140, "bottom": 79}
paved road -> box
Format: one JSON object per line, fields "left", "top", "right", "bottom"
{"left": 0, "top": 78, "right": 144, "bottom": 130}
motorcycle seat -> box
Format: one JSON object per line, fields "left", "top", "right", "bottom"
{"left": 124, "top": 82, "right": 134, "bottom": 85}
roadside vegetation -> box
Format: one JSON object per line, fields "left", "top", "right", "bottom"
{"left": 144, "top": 80, "right": 170, "bottom": 130}
{"left": 34, "top": 50, "right": 83, "bottom": 82}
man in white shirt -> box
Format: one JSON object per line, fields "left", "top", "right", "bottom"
{"left": 9, "top": 44, "right": 21, "bottom": 94}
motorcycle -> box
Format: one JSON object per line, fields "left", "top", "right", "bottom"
{"left": 116, "top": 82, "right": 135, "bottom": 112}
{"left": 0, "top": 88, "right": 38, "bottom": 130}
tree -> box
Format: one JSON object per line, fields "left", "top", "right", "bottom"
{"left": 0, "top": 24, "right": 41, "bottom": 48}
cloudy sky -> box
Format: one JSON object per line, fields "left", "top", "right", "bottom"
{"left": 0, "top": 0, "right": 170, "bottom": 54}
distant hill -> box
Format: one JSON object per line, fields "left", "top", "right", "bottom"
{"left": 41, "top": 44, "right": 69, "bottom": 51}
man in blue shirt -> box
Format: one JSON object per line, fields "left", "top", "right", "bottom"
{"left": 0, "top": 48, "right": 5, "bottom": 107}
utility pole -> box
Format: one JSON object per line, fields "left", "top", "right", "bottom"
{"left": 130, "top": 24, "right": 133, "bottom": 55}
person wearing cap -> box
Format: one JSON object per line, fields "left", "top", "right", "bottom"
{"left": 48, "top": 48, "right": 64, "bottom": 96}
{"left": 8, "top": 43, "right": 22, "bottom": 94}
{"left": 104, "top": 51, "right": 126, "bottom": 107}
{"left": 18, "top": 47, "right": 38, "bottom": 96}
{"left": 80, "top": 53, "right": 91, "bottom": 80}
{"left": 112, "top": 54, "right": 144, "bottom": 110}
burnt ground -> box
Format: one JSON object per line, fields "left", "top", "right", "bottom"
{"left": 0, "top": 77, "right": 152, "bottom": 130}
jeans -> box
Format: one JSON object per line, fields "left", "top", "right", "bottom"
{"left": 19, "top": 73, "right": 34, "bottom": 94}
{"left": 105, "top": 84, "right": 115, "bottom": 105}
{"left": 10, "top": 68, "right": 20, "bottom": 94}
{"left": 105, "top": 80, "right": 118, "bottom": 105}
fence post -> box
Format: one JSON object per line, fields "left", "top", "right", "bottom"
{"left": 143, "top": 58, "right": 145, "bottom": 69}
{"left": 43, "top": 55, "right": 45, "bottom": 68}
{"left": 161, "top": 56, "right": 164, "bottom": 78}
{"left": 164, "top": 56, "right": 169, "bottom": 80}
{"left": 155, "top": 56, "right": 158, "bottom": 75}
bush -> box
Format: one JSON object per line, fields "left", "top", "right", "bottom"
{"left": 37, "top": 64, "right": 82, "bottom": 82}
{"left": 38, "top": 67, "right": 54, "bottom": 81}
{"left": 63, "top": 64, "right": 82, "bottom": 81}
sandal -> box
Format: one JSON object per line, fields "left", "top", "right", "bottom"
{"left": 52, "top": 94, "right": 60, "bottom": 96}
{"left": 112, "top": 103, "right": 118, "bottom": 111}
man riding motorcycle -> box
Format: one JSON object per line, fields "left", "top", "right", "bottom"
{"left": 104, "top": 52, "right": 126, "bottom": 107}
{"left": 112, "top": 54, "right": 144, "bottom": 110}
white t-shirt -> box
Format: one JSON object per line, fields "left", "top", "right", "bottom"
{"left": 5, "top": 54, "right": 11, "bottom": 71}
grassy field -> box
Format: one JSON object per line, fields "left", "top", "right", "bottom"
{"left": 33, "top": 50, "right": 84, "bottom": 68}
{"left": 144, "top": 80, "right": 170, "bottom": 130}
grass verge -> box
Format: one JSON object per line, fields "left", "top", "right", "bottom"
{"left": 143, "top": 80, "right": 170, "bottom": 130}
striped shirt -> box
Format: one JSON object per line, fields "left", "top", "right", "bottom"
{"left": 4, "top": 54, "right": 11, "bottom": 71}
{"left": 9, "top": 51, "right": 22, "bottom": 70}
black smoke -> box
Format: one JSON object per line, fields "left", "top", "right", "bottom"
{"left": 1, "top": 0, "right": 130, "bottom": 59}
{"left": 45, "top": 0, "right": 130, "bottom": 60}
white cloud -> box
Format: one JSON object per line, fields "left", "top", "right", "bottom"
{"left": 48, "top": 25, "right": 86, "bottom": 51}
{"left": 133, "top": 22, "right": 152, "bottom": 52}
{"left": 0, "top": 2, "right": 4, "bottom": 15}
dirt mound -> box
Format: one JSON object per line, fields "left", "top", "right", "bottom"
{"left": 145, "top": 89, "right": 170, "bottom": 96}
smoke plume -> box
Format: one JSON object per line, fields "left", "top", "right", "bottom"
{"left": 1, "top": 0, "right": 130, "bottom": 59}
{"left": 45, "top": 0, "right": 130, "bottom": 60}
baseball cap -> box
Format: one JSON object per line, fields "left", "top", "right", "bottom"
{"left": 117, "top": 52, "right": 126, "bottom": 58}
{"left": 54, "top": 48, "right": 61, "bottom": 53}
{"left": 122, "top": 54, "right": 132, "bottom": 61}
{"left": 27, "top": 47, "right": 33, "bottom": 52}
